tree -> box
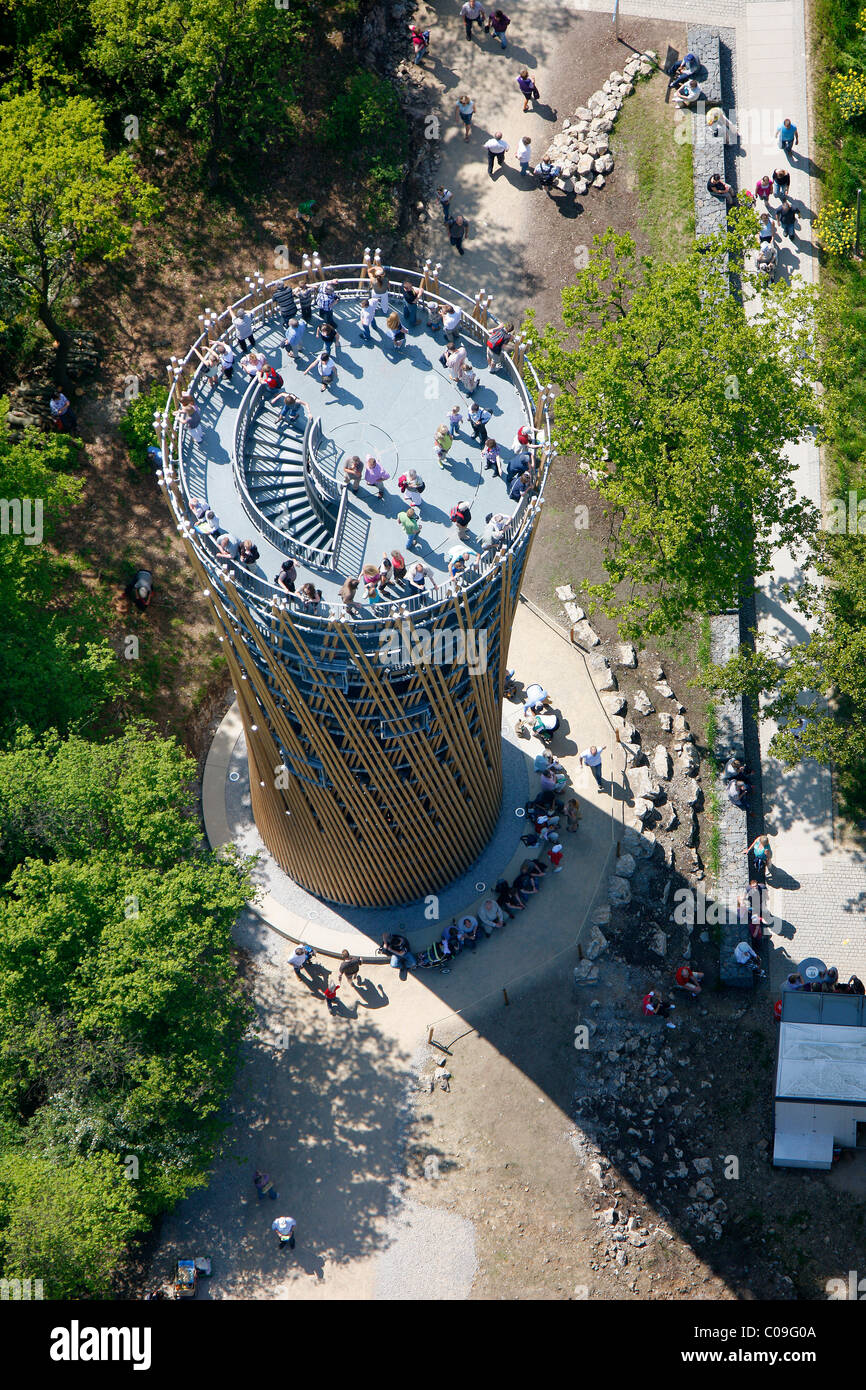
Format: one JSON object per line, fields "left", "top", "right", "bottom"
{"left": 522, "top": 217, "right": 823, "bottom": 640}
{"left": 88, "top": 0, "right": 317, "bottom": 185}
{"left": 0, "top": 407, "right": 127, "bottom": 742}
{"left": 705, "top": 532, "right": 866, "bottom": 821}
{"left": 0, "top": 722, "right": 201, "bottom": 878}
{"left": 0, "top": 1147, "right": 144, "bottom": 1299}
{"left": 0, "top": 91, "right": 159, "bottom": 373}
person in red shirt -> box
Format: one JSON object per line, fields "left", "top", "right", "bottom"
{"left": 643, "top": 990, "right": 675, "bottom": 1024}
{"left": 674, "top": 964, "right": 704, "bottom": 996}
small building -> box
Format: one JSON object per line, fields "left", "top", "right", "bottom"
{"left": 773, "top": 991, "right": 866, "bottom": 1170}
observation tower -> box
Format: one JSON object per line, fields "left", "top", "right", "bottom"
{"left": 156, "top": 254, "right": 553, "bottom": 908}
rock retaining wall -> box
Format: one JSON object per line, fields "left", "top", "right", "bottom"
{"left": 687, "top": 27, "right": 728, "bottom": 240}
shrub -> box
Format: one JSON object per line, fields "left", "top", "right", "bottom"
{"left": 814, "top": 198, "right": 858, "bottom": 255}
{"left": 118, "top": 381, "right": 168, "bottom": 469}
{"left": 830, "top": 69, "right": 866, "bottom": 118}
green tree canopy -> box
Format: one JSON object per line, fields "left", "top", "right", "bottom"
{"left": 523, "top": 217, "right": 823, "bottom": 640}
{"left": 705, "top": 531, "right": 866, "bottom": 820}
{"left": 0, "top": 1147, "right": 145, "bottom": 1299}
{"left": 0, "top": 409, "right": 127, "bottom": 742}
{"left": 0, "top": 90, "right": 159, "bottom": 352}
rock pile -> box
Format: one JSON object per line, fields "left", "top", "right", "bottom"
{"left": 543, "top": 51, "right": 658, "bottom": 194}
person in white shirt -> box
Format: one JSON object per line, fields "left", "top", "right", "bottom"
{"left": 232, "top": 310, "right": 256, "bottom": 351}
{"left": 484, "top": 132, "right": 509, "bottom": 176}
{"left": 580, "top": 744, "right": 606, "bottom": 792}
{"left": 733, "top": 940, "right": 766, "bottom": 979}
{"left": 407, "top": 561, "right": 433, "bottom": 591}
{"left": 442, "top": 304, "right": 462, "bottom": 344}
{"left": 288, "top": 945, "right": 314, "bottom": 978}
{"left": 460, "top": 0, "right": 485, "bottom": 40}
{"left": 272, "top": 1215, "right": 297, "bottom": 1248}
{"left": 477, "top": 899, "right": 506, "bottom": 934}
{"left": 517, "top": 135, "right": 532, "bottom": 175}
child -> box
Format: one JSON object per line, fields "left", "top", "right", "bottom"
{"left": 565, "top": 798, "right": 581, "bottom": 833}
{"left": 425, "top": 300, "right": 444, "bottom": 334}
{"left": 517, "top": 135, "right": 532, "bottom": 175}
{"left": 358, "top": 298, "right": 374, "bottom": 341}
{"left": 481, "top": 438, "right": 500, "bottom": 475}
{"left": 324, "top": 976, "right": 340, "bottom": 1013}
{"left": 436, "top": 185, "right": 453, "bottom": 221}
{"left": 390, "top": 549, "right": 407, "bottom": 583}
{"left": 448, "top": 404, "right": 463, "bottom": 438}
{"left": 548, "top": 841, "right": 564, "bottom": 873}
{"left": 434, "top": 424, "right": 453, "bottom": 469}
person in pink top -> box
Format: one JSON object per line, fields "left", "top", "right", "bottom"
{"left": 364, "top": 455, "right": 390, "bottom": 498}
{"left": 754, "top": 174, "right": 773, "bottom": 206}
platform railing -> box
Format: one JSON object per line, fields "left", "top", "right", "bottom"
{"left": 158, "top": 263, "right": 553, "bottom": 626}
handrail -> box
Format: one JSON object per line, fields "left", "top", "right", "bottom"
{"left": 332, "top": 482, "right": 350, "bottom": 563}
{"left": 304, "top": 416, "right": 340, "bottom": 503}
{"left": 159, "top": 263, "right": 554, "bottom": 626}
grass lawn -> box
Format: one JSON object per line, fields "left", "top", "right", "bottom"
{"left": 610, "top": 71, "right": 695, "bottom": 261}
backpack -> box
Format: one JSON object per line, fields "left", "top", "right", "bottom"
{"left": 450, "top": 505, "right": 470, "bottom": 524}
{"left": 421, "top": 28, "right": 430, "bottom": 44}
{"left": 487, "top": 327, "right": 507, "bottom": 352}
{"left": 263, "top": 367, "right": 283, "bottom": 390}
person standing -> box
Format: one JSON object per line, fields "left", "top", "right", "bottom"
{"left": 283, "top": 317, "right": 307, "bottom": 361}
{"left": 450, "top": 500, "right": 472, "bottom": 541}
{"left": 516, "top": 134, "right": 532, "bottom": 175}
{"left": 358, "top": 298, "right": 374, "bottom": 342}
{"left": 516, "top": 68, "right": 540, "bottom": 112}
{"left": 434, "top": 423, "right": 453, "bottom": 469}
{"left": 468, "top": 400, "right": 492, "bottom": 444}
{"left": 49, "top": 387, "right": 77, "bottom": 433}
{"left": 390, "top": 550, "right": 407, "bottom": 584}
{"left": 178, "top": 393, "right": 204, "bottom": 445}
{"left": 316, "top": 281, "right": 339, "bottom": 326}
{"left": 460, "top": 0, "right": 485, "bottom": 40}
{"left": 295, "top": 283, "right": 314, "bottom": 323}
{"left": 442, "top": 303, "right": 462, "bottom": 345}
{"left": 436, "top": 185, "right": 453, "bottom": 221}
{"left": 484, "top": 131, "right": 509, "bottom": 175}
{"left": 402, "top": 280, "right": 419, "bottom": 326}
{"left": 580, "top": 744, "right": 605, "bottom": 792}
{"left": 343, "top": 454, "right": 363, "bottom": 493}
{"left": 409, "top": 23, "right": 429, "bottom": 63}
{"left": 338, "top": 949, "right": 363, "bottom": 988}
{"left": 288, "top": 942, "right": 314, "bottom": 977}
{"left": 232, "top": 309, "right": 256, "bottom": 351}
{"left": 446, "top": 213, "right": 469, "bottom": 255}
{"left": 272, "top": 1215, "right": 297, "bottom": 1249}
{"left": 254, "top": 1170, "right": 278, "bottom": 1201}
{"left": 456, "top": 94, "right": 475, "bottom": 141}
{"left": 776, "top": 117, "right": 799, "bottom": 160}
{"left": 364, "top": 454, "right": 390, "bottom": 498}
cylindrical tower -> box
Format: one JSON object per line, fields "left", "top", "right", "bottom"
{"left": 157, "top": 260, "right": 553, "bottom": 907}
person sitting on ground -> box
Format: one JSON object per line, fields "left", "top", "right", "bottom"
{"left": 643, "top": 990, "right": 676, "bottom": 1025}
{"left": 522, "top": 856, "right": 548, "bottom": 883}
{"left": 672, "top": 77, "right": 703, "bottom": 107}
{"left": 513, "top": 866, "right": 540, "bottom": 901}
{"left": 667, "top": 51, "right": 698, "bottom": 88}
{"left": 674, "top": 963, "right": 704, "bottom": 996}
{"left": 477, "top": 899, "right": 506, "bottom": 934}
{"left": 275, "top": 391, "right": 306, "bottom": 426}
{"left": 495, "top": 878, "right": 525, "bottom": 917}
{"left": 456, "top": 915, "right": 482, "bottom": 949}
{"left": 238, "top": 539, "right": 259, "bottom": 567}
{"left": 125, "top": 569, "right": 154, "bottom": 611}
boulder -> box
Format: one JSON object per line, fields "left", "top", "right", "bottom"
{"left": 692, "top": 1157, "right": 712, "bottom": 1175}
{"left": 632, "top": 799, "right": 655, "bottom": 825}
{"left": 555, "top": 584, "right": 576, "bottom": 601}
{"left": 608, "top": 875, "right": 632, "bottom": 906}
{"left": 657, "top": 713, "right": 673, "bottom": 733}
{"left": 575, "top": 179, "right": 589, "bottom": 195}
{"left": 589, "top": 655, "right": 617, "bottom": 692}
{"left": 653, "top": 745, "right": 672, "bottom": 780}
{"left": 564, "top": 601, "right": 586, "bottom": 624}
{"left": 572, "top": 619, "right": 600, "bottom": 647}
{"left": 615, "top": 643, "right": 637, "bottom": 668}
{"left": 574, "top": 106, "right": 592, "bottom": 121}
{"left": 631, "top": 767, "right": 664, "bottom": 803}
{"left": 584, "top": 924, "right": 609, "bottom": 961}
{"left": 680, "top": 745, "right": 700, "bottom": 776}
{"left": 615, "top": 851, "right": 637, "bottom": 879}
{"left": 649, "top": 929, "right": 668, "bottom": 957}
{"left": 577, "top": 154, "right": 595, "bottom": 175}
{"left": 633, "top": 689, "right": 656, "bottom": 716}
{"left": 603, "top": 693, "right": 627, "bottom": 715}
{"left": 595, "top": 153, "right": 615, "bottom": 174}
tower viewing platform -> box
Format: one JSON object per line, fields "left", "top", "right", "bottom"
{"left": 156, "top": 255, "right": 554, "bottom": 908}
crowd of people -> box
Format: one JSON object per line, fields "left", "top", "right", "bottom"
{"left": 179, "top": 271, "right": 541, "bottom": 615}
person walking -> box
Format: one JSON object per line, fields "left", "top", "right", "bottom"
{"left": 434, "top": 423, "right": 453, "bottom": 469}
{"left": 772, "top": 166, "right": 791, "bottom": 199}
{"left": 460, "top": 0, "right": 485, "bottom": 40}
{"left": 580, "top": 744, "right": 606, "bottom": 792}
{"left": 302, "top": 351, "right": 338, "bottom": 394}
{"left": 776, "top": 117, "right": 799, "bottom": 160}
{"left": 49, "top": 387, "right": 77, "bottom": 433}
{"left": 746, "top": 833, "right": 773, "bottom": 882}
{"left": 323, "top": 975, "right": 340, "bottom": 1014}
{"left": 409, "top": 23, "right": 430, "bottom": 63}
{"left": 484, "top": 131, "right": 509, "bottom": 175}
{"left": 516, "top": 134, "right": 532, "bottom": 175}
{"left": 272, "top": 1215, "right": 297, "bottom": 1249}
{"left": 446, "top": 213, "right": 469, "bottom": 255}
{"left": 777, "top": 197, "right": 800, "bottom": 242}
{"left": 436, "top": 185, "right": 453, "bottom": 222}
{"left": 283, "top": 317, "right": 307, "bottom": 361}
{"left": 275, "top": 558, "right": 297, "bottom": 594}
{"left": 254, "top": 1170, "right": 278, "bottom": 1201}
{"left": 516, "top": 68, "right": 540, "bottom": 112}
{"left": 288, "top": 943, "right": 315, "bottom": 978}
{"left": 754, "top": 173, "right": 773, "bottom": 206}
{"left": 487, "top": 8, "right": 510, "bottom": 47}
{"left": 456, "top": 94, "right": 475, "bottom": 141}
{"left": 398, "top": 504, "right": 422, "bottom": 550}
{"left": 338, "top": 949, "right": 363, "bottom": 988}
